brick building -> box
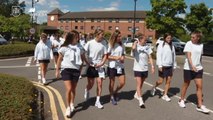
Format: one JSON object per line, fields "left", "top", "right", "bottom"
{"left": 47, "top": 8, "right": 155, "bottom": 39}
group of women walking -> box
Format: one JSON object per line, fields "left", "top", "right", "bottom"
{"left": 34, "top": 30, "right": 210, "bottom": 118}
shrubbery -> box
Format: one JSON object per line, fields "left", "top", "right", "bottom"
{"left": 0, "top": 73, "right": 38, "bottom": 120}
{"left": 0, "top": 41, "right": 35, "bottom": 57}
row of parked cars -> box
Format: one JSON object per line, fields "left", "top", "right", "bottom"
{"left": 122, "top": 37, "right": 213, "bottom": 56}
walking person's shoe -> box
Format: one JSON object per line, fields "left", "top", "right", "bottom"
{"left": 65, "top": 107, "right": 71, "bottom": 117}
{"left": 95, "top": 101, "right": 104, "bottom": 109}
{"left": 42, "top": 78, "right": 47, "bottom": 85}
{"left": 196, "top": 105, "right": 210, "bottom": 114}
{"left": 134, "top": 92, "right": 139, "bottom": 100}
{"left": 178, "top": 99, "right": 186, "bottom": 108}
{"left": 84, "top": 89, "right": 90, "bottom": 101}
{"left": 111, "top": 97, "right": 117, "bottom": 105}
{"left": 161, "top": 95, "right": 171, "bottom": 102}
{"left": 138, "top": 97, "right": 144, "bottom": 107}
{"left": 150, "top": 87, "right": 156, "bottom": 96}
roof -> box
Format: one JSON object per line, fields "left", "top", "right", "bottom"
{"left": 47, "top": 8, "right": 64, "bottom": 15}
{"left": 59, "top": 11, "right": 147, "bottom": 20}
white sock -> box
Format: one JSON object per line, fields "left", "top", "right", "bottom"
{"left": 96, "top": 96, "right": 100, "bottom": 103}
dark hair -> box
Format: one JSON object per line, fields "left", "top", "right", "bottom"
{"left": 71, "top": 30, "right": 80, "bottom": 42}
{"left": 61, "top": 32, "right": 77, "bottom": 47}
{"left": 109, "top": 30, "right": 121, "bottom": 48}
{"left": 163, "top": 33, "right": 173, "bottom": 51}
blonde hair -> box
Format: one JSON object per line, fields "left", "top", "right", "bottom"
{"left": 94, "top": 29, "right": 104, "bottom": 37}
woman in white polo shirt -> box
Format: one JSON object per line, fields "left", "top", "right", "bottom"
{"left": 55, "top": 31, "right": 85, "bottom": 117}
{"left": 132, "top": 33, "right": 154, "bottom": 107}
{"left": 52, "top": 33, "right": 63, "bottom": 68}
{"left": 107, "top": 30, "right": 126, "bottom": 105}
{"left": 151, "top": 33, "right": 177, "bottom": 102}
{"left": 83, "top": 29, "right": 108, "bottom": 109}
{"left": 178, "top": 31, "right": 210, "bottom": 114}
{"left": 34, "top": 33, "right": 52, "bottom": 85}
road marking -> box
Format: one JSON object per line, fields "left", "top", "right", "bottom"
{"left": 25, "top": 57, "right": 32, "bottom": 66}
{"left": 0, "top": 56, "right": 31, "bottom": 61}
{"left": 33, "top": 82, "right": 59, "bottom": 120}
{"left": 47, "top": 86, "right": 70, "bottom": 120}
{"left": 143, "top": 81, "right": 213, "bottom": 113}
{"left": 0, "top": 65, "right": 37, "bottom": 68}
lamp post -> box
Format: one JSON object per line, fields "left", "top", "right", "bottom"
{"left": 133, "top": 0, "right": 137, "bottom": 39}
{"left": 84, "top": 17, "right": 86, "bottom": 34}
{"left": 31, "top": 0, "right": 39, "bottom": 27}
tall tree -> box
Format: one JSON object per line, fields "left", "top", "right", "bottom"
{"left": 145, "top": 0, "right": 187, "bottom": 37}
{"left": 0, "top": 0, "right": 19, "bottom": 17}
{"left": 185, "top": 3, "right": 212, "bottom": 38}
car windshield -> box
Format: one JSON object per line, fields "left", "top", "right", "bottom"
{"left": 172, "top": 38, "right": 180, "bottom": 42}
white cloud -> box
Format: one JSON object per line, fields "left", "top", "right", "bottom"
{"left": 87, "top": 1, "right": 120, "bottom": 11}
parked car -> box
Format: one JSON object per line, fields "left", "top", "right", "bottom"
{"left": 203, "top": 40, "right": 213, "bottom": 56}
{"left": 156, "top": 37, "right": 184, "bottom": 53}
{"left": 0, "top": 34, "right": 8, "bottom": 45}
{"left": 122, "top": 37, "right": 153, "bottom": 48}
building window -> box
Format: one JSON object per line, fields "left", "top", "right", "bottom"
{"left": 75, "top": 19, "right": 78, "bottom": 23}
{"left": 149, "top": 29, "right": 153, "bottom": 32}
{"left": 136, "top": 19, "right": 140, "bottom": 23}
{"left": 115, "top": 19, "right": 119, "bottom": 23}
{"left": 97, "top": 26, "right": 101, "bottom": 30}
{"left": 66, "top": 20, "right": 69, "bottom": 23}
{"left": 135, "top": 27, "right": 139, "bottom": 31}
{"left": 80, "top": 26, "right": 84, "bottom": 30}
{"left": 80, "top": 19, "right": 84, "bottom": 22}
{"left": 108, "top": 19, "right": 113, "bottom": 23}
{"left": 115, "top": 26, "right": 119, "bottom": 30}
{"left": 75, "top": 26, "right": 78, "bottom": 30}
{"left": 97, "top": 19, "right": 101, "bottom": 22}
{"left": 128, "top": 27, "right": 132, "bottom": 31}
{"left": 65, "top": 26, "right": 69, "bottom": 30}
{"left": 108, "top": 26, "right": 112, "bottom": 30}
{"left": 91, "top": 19, "right": 94, "bottom": 22}
{"left": 128, "top": 19, "right": 132, "bottom": 23}
{"left": 91, "top": 26, "right": 95, "bottom": 30}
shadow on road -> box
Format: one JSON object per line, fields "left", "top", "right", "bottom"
{"left": 186, "top": 94, "right": 197, "bottom": 104}
{"left": 168, "top": 87, "right": 180, "bottom": 97}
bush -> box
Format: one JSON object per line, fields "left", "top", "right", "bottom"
{"left": 0, "top": 73, "right": 38, "bottom": 120}
{"left": 0, "top": 41, "right": 35, "bottom": 57}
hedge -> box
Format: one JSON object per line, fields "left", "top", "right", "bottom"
{"left": 0, "top": 42, "right": 35, "bottom": 57}
{"left": 0, "top": 73, "right": 38, "bottom": 120}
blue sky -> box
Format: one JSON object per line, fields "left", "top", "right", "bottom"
{"left": 19, "top": 0, "right": 213, "bottom": 23}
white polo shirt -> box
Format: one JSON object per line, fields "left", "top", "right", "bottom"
{"left": 108, "top": 43, "right": 125, "bottom": 68}
{"left": 133, "top": 44, "right": 153, "bottom": 72}
{"left": 58, "top": 44, "right": 84, "bottom": 70}
{"left": 84, "top": 39, "right": 107, "bottom": 64}
{"left": 183, "top": 41, "right": 203, "bottom": 70}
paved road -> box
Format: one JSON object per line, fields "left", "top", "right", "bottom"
{"left": 0, "top": 56, "right": 213, "bottom": 120}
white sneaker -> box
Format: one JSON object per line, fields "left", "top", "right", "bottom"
{"left": 84, "top": 89, "right": 90, "bottom": 101}
{"left": 65, "top": 107, "right": 71, "bottom": 117}
{"left": 110, "top": 97, "right": 117, "bottom": 105}
{"left": 178, "top": 100, "right": 186, "bottom": 108}
{"left": 138, "top": 97, "right": 144, "bottom": 107}
{"left": 151, "top": 87, "right": 156, "bottom": 96}
{"left": 42, "top": 78, "right": 47, "bottom": 85}
{"left": 134, "top": 92, "right": 139, "bottom": 100}
{"left": 95, "top": 102, "right": 104, "bottom": 109}
{"left": 79, "top": 75, "right": 82, "bottom": 79}
{"left": 162, "top": 95, "right": 171, "bottom": 102}
{"left": 196, "top": 105, "right": 210, "bottom": 114}
{"left": 70, "top": 104, "right": 75, "bottom": 112}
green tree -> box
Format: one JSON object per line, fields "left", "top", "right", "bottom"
{"left": 0, "top": 0, "right": 19, "bottom": 17}
{"left": 145, "top": 0, "right": 187, "bottom": 37}
{"left": 185, "top": 3, "right": 212, "bottom": 41}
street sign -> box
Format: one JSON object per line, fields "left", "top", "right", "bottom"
{"left": 30, "top": 28, "right": 35, "bottom": 34}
